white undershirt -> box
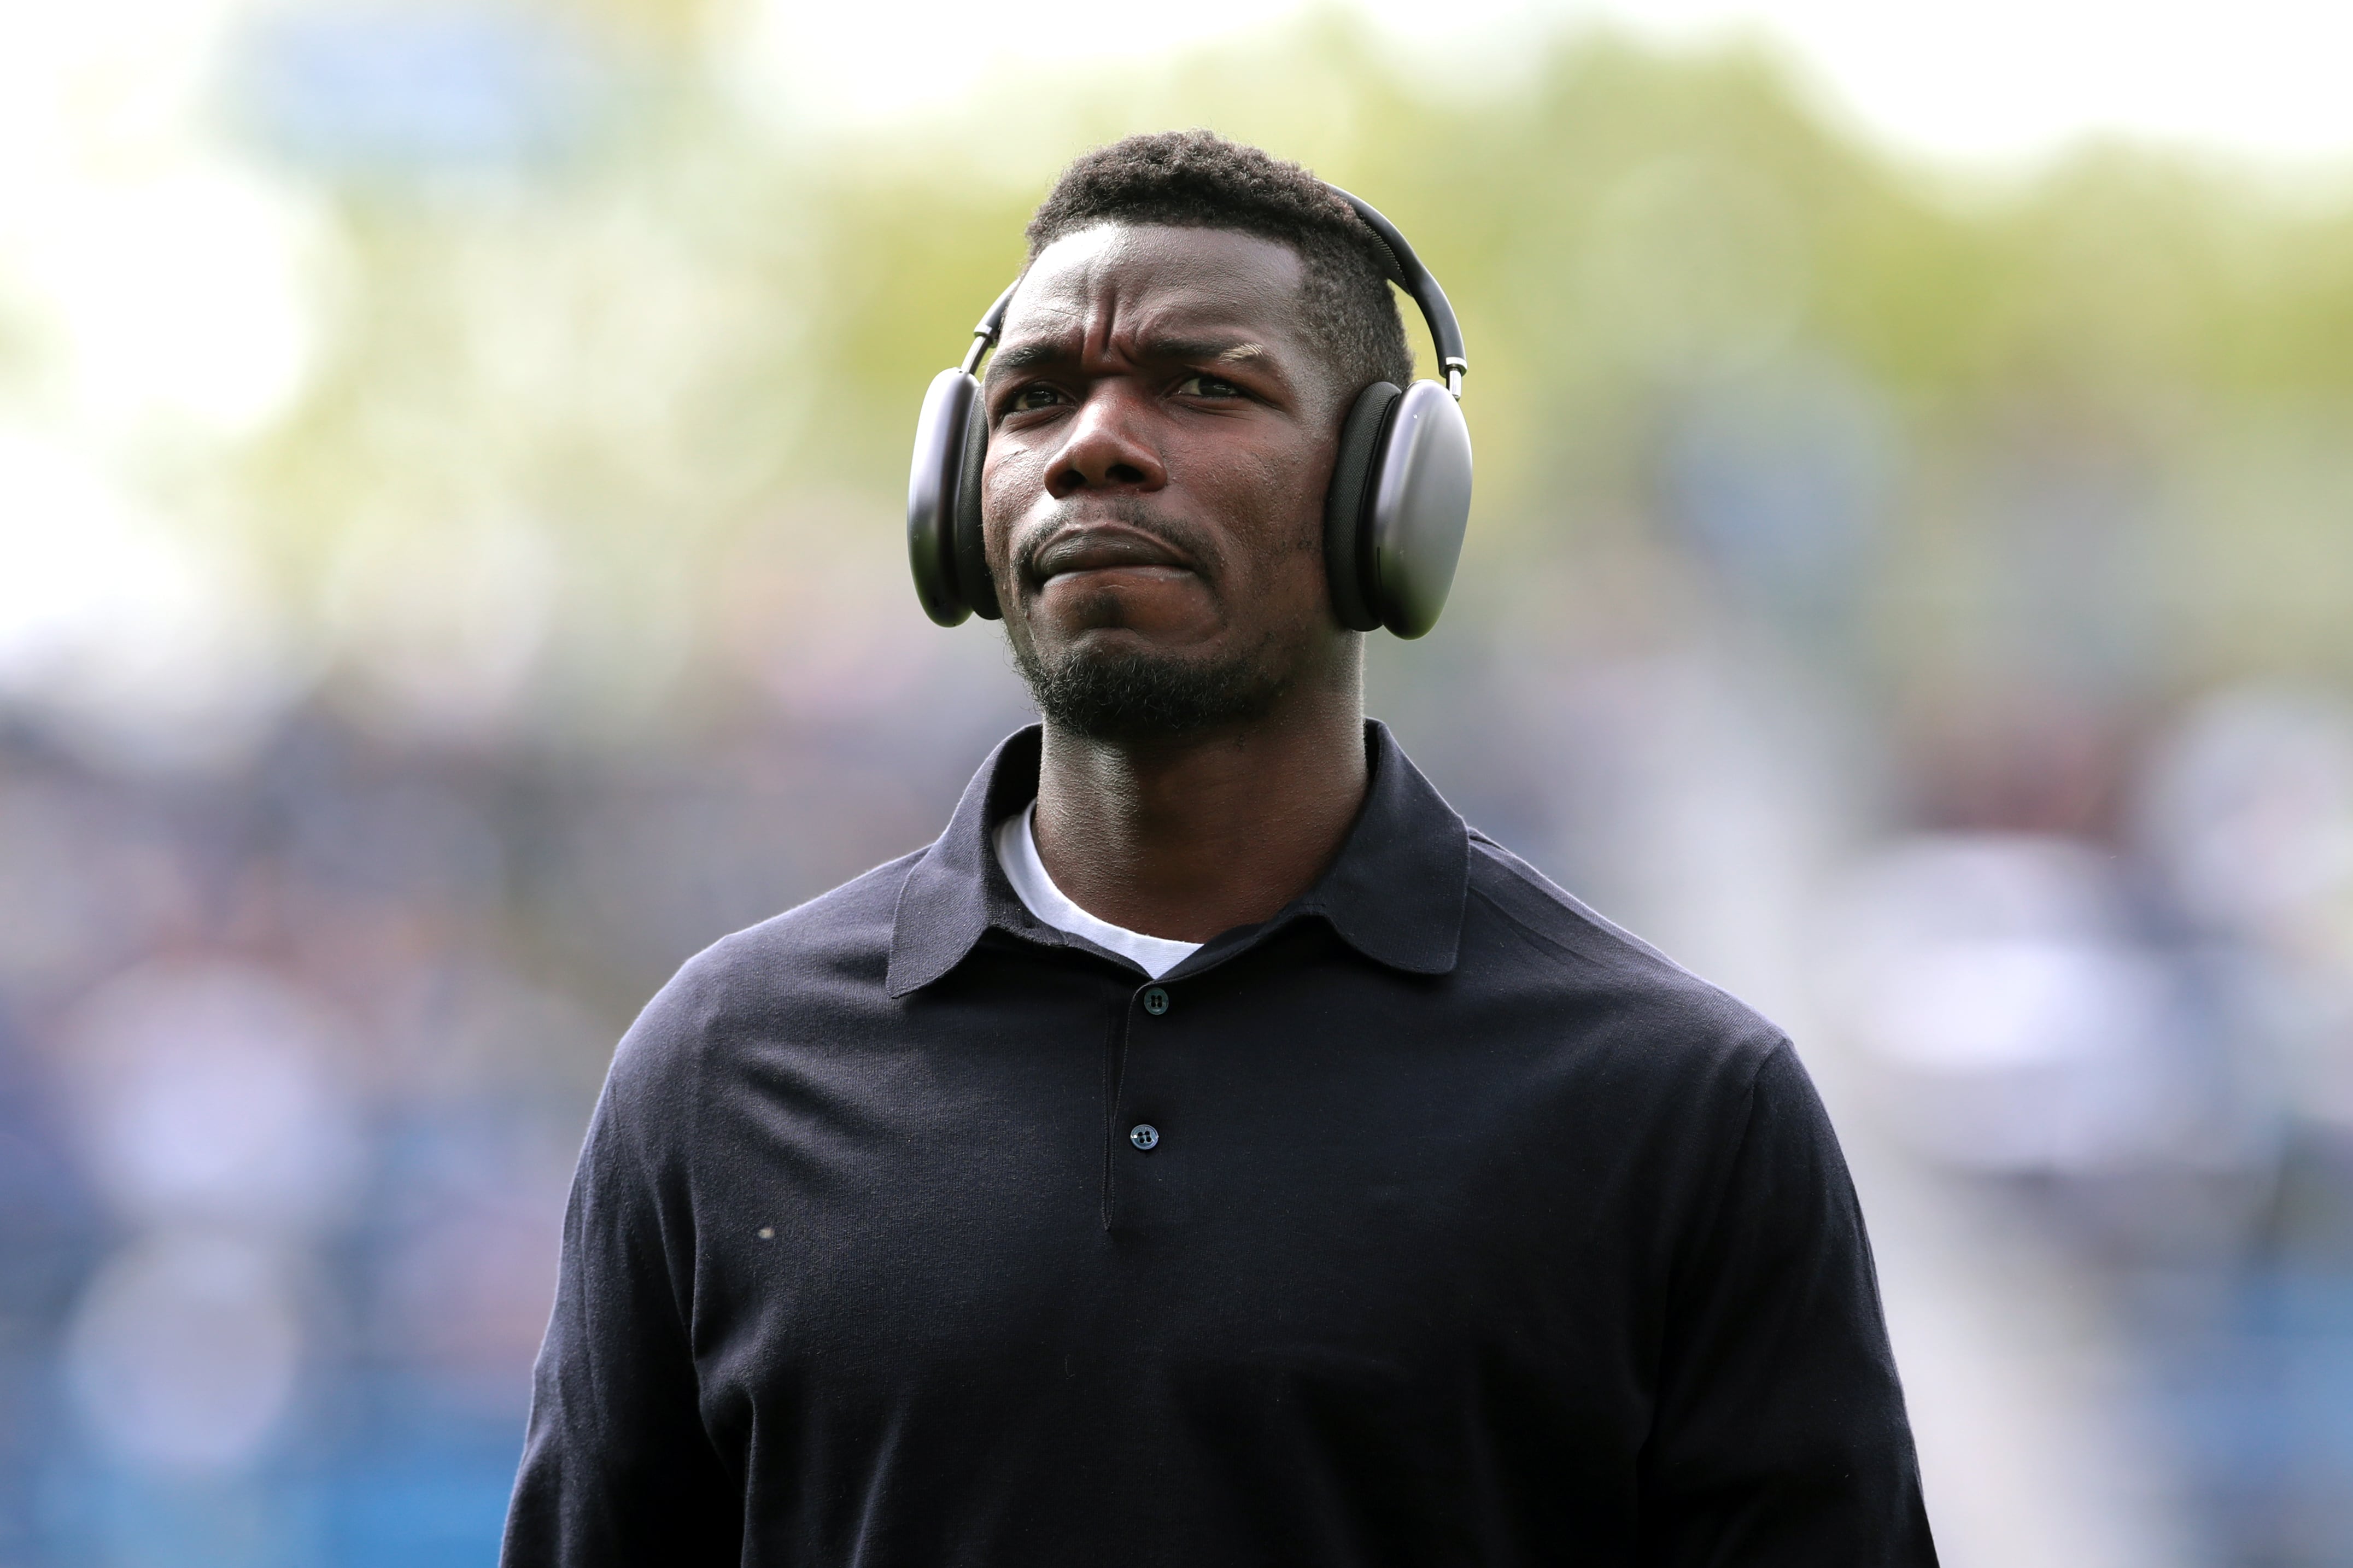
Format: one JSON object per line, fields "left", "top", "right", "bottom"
{"left": 993, "top": 801, "right": 1202, "bottom": 980}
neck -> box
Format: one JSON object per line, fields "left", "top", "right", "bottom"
{"left": 1030, "top": 664, "right": 1369, "bottom": 944}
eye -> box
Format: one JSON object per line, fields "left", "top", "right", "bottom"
{"left": 1174, "top": 372, "right": 1245, "bottom": 399}
{"left": 1010, "top": 383, "right": 1066, "bottom": 412}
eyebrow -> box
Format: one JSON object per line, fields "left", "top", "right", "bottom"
{"left": 983, "top": 336, "right": 1283, "bottom": 384}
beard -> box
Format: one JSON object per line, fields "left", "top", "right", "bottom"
{"left": 1010, "top": 634, "right": 1292, "bottom": 744}
{"left": 1003, "top": 498, "right": 1324, "bottom": 742}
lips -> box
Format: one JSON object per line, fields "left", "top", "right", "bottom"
{"left": 1030, "top": 525, "right": 1195, "bottom": 586}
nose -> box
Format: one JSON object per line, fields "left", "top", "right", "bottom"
{"left": 1044, "top": 387, "right": 1167, "bottom": 499}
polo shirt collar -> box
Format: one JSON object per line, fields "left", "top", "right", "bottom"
{"left": 886, "top": 721, "right": 1467, "bottom": 997}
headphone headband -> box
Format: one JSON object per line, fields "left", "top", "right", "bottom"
{"left": 1327, "top": 188, "right": 1467, "bottom": 398}
{"left": 959, "top": 283, "right": 1019, "bottom": 376}
{"left": 959, "top": 188, "right": 1467, "bottom": 398}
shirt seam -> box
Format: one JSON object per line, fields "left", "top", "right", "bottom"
{"left": 1672, "top": 1039, "right": 1784, "bottom": 1294}
{"left": 1636, "top": 1039, "right": 1784, "bottom": 1491}
{"left": 1465, "top": 879, "right": 1619, "bottom": 979}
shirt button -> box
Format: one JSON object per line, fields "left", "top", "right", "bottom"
{"left": 1129, "top": 1123, "right": 1160, "bottom": 1151}
{"left": 1142, "top": 986, "right": 1170, "bottom": 1015}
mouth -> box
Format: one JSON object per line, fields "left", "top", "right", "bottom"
{"left": 1029, "top": 524, "right": 1198, "bottom": 589}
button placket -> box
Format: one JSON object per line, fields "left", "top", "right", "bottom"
{"left": 1105, "top": 979, "right": 1192, "bottom": 1228}
{"left": 1128, "top": 989, "right": 1168, "bottom": 1156}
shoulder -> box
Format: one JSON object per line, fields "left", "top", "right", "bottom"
{"left": 602, "top": 850, "right": 923, "bottom": 1105}
{"left": 1458, "top": 828, "right": 1789, "bottom": 1094}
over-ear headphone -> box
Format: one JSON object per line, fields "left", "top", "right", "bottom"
{"left": 906, "top": 188, "right": 1472, "bottom": 637}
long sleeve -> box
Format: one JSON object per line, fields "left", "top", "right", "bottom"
{"left": 1638, "top": 1040, "right": 1938, "bottom": 1566}
{"left": 500, "top": 1020, "right": 741, "bottom": 1567}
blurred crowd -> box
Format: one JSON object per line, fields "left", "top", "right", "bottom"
{"left": 0, "top": 657, "right": 1030, "bottom": 1563}
{"left": 8, "top": 2, "right": 2353, "bottom": 1564}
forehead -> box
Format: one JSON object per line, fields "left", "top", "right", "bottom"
{"left": 998, "top": 224, "right": 1313, "bottom": 353}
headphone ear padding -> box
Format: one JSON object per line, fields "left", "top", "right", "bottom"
{"left": 953, "top": 392, "right": 999, "bottom": 620}
{"left": 907, "top": 368, "right": 978, "bottom": 627}
{"left": 1322, "top": 381, "right": 1401, "bottom": 634}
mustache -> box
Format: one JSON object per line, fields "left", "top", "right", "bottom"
{"left": 1011, "top": 500, "right": 1220, "bottom": 586}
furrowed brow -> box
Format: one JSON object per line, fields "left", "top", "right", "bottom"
{"left": 981, "top": 335, "right": 1288, "bottom": 386}
{"left": 1144, "top": 337, "right": 1273, "bottom": 366}
{"left": 982, "top": 340, "right": 1071, "bottom": 382}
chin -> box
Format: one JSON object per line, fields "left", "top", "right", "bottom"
{"left": 1055, "top": 621, "right": 1224, "bottom": 661}
{"left": 1014, "top": 635, "right": 1288, "bottom": 744}
{"left": 1033, "top": 581, "right": 1218, "bottom": 647}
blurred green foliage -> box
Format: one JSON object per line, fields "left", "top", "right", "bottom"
{"left": 228, "top": 11, "right": 2353, "bottom": 735}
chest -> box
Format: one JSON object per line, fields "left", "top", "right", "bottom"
{"left": 689, "top": 965, "right": 1655, "bottom": 1417}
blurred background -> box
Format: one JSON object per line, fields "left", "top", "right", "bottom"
{"left": 7, "top": 0, "right": 2353, "bottom": 1562}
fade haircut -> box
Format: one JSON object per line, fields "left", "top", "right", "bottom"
{"left": 1025, "top": 130, "right": 1416, "bottom": 398}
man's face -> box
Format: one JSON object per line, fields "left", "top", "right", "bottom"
{"left": 980, "top": 223, "right": 1349, "bottom": 741}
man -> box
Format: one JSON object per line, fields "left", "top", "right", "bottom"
{"left": 504, "top": 131, "right": 1936, "bottom": 1566}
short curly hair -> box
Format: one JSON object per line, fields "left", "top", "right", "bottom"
{"left": 1026, "top": 130, "right": 1415, "bottom": 397}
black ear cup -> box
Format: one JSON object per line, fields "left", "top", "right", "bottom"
{"left": 906, "top": 368, "right": 998, "bottom": 624}
{"left": 1322, "top": 378, "right": 1474, "bottom": 639}
{"left": 908, "top": 368, "right": 979, "bottom": 627}
{"left": 953, "top": 391, "right": 998, "bottom": 620}
{"left": 1322, "top": 381, "right": 1401, "bottom": 633}
{"left": 1361, "top": 381, "right": 1474, "bottom": 639}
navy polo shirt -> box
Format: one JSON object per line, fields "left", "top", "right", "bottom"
{"left": 502, "top": 722, "right": 1936, "bottom": 1567}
